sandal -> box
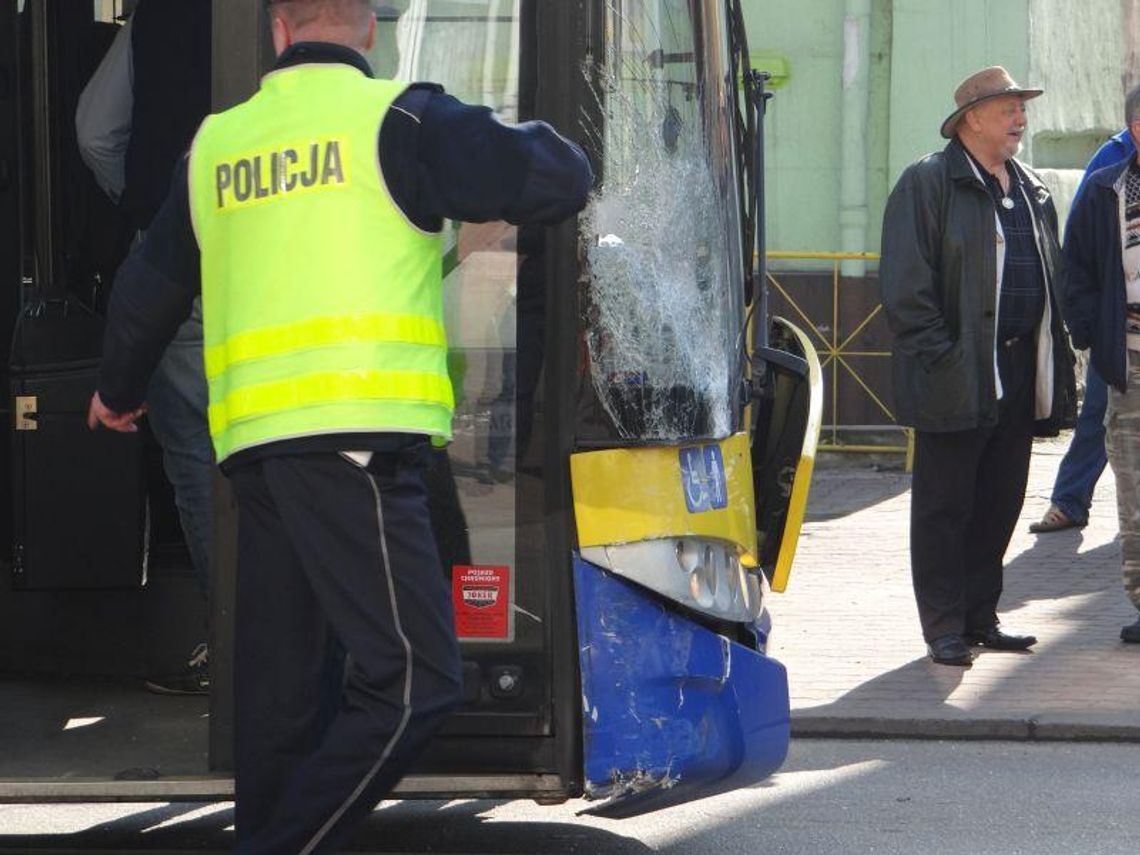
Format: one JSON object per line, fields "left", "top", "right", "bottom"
{"left": 1028, "top": 505, "right": 1085, "bottom": 533}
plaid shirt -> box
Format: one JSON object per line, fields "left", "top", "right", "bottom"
{"left": 970, "top": 154, "right": 1046, "bottom": 343}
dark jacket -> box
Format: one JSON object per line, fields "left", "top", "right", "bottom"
{"left": 96, "top": 43, "right": 593, "bottom": 469}
{"left": 880, "top": 138, "right": 1076, "bottom": 435}
{"left": 124, "top": 0, "right": 212, "bottom": 232}
{"left": 1062, "top": 157, "right": 1131, "bottom": 392}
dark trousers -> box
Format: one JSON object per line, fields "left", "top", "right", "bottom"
{"left": 910, "top": 336, "right": 1036, "bottom": 642}
{"left": 229, "top": 449, "right": 463, "bottom": 855}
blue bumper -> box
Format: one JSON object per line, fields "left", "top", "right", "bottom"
{"left": 573, "top": 554, "right": 790, "bottom": 807}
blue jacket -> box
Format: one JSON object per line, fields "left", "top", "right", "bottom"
{"left": 1070, "top": 129, "right": 1134, "bottom": 212}
{"left": 1062, "top": 132, "right": 1136, "bottom": 392}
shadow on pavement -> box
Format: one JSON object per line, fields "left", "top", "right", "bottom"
{"left": 804, "top": 468, "right": 911, "bottom": 523}
{"left": 349, "top": 799, "right": 654, "bottom": 853}
{"left": 1000, "top": 537, "right": 1119, "bottom": 611}
{"left": 0, "top": 802, "right": 233, "bottom": 852}
{"left": 0, "top": 799, "right": 655, "bottom": 854}
{"left": 653, "top": 738, "right": 1138, "bottom": 855}
{"left": 787, "top": 656, "right": 968, "bottom": 726}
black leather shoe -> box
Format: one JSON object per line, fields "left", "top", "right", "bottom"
{"left": 1121, "top": 617, "right": 1140, "bottom": 643}
{"left": 927, "top": 634, "right": 973, "bottom": 666}
{"left": 965, "top": 627, "right": 1037, "bottom": 650}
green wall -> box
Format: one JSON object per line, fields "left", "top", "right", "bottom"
{"left": 740, "top": 0, "right": 1123, "bottom": 259}
{"left": 743, "top": 0, "right": 846, "bottom": 255}
{"left": 886, "top": 0, "right": 1029, "bottom": 189}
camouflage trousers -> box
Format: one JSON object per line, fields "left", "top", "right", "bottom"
{"left": 1106, "top": 351, "right": 1140, "bottom": 611}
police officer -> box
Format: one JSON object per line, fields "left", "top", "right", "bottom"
{"left": 86, "top": 0, "right": 593, "bottom": 851}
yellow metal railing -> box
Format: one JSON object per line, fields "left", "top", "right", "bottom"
{"left": 766, "top": 251, "right": 914, "bottom": 470}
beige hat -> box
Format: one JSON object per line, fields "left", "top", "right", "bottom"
{"left": 939, "top": 66, "right": 1043, "bottom": 139}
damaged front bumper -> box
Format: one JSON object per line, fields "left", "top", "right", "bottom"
{"left": 573, "top": 553, "right": 789, "bottom": 811}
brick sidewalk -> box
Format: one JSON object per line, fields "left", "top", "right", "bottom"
{"left": 767, "top": 438, "right": 1140, "bottom": 740}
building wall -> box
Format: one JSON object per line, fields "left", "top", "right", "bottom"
{"left": 743, "top": 0, "right": 1127, "bottom": 256}
{"left": 1028, "top": 0, "right": 1123, "bottom": 233}
{"left": 1028, "top": 0, "right": 1122, "bottom": 154}
{"left": 1125, "top": 0, "right": 1140, "bottom": 93}
{"left": 886, "top": 0, "right": 1029, "bottom": 186}
{"left": 742, "top": 0, "right": 846, "bottom": 255}
{"left": 738, "top": 0, "right": 1129, "bottom": 430}
{"left": 865, "top": 0, "right": 892, "bottom": 261}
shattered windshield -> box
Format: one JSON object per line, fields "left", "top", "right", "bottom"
{"left": 581, "top": 0, "right": 745, "bottom": 442}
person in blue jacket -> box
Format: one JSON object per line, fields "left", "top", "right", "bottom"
{"left": 1061, "top": 87, "right": 1140, "bottom": 644}
{"left": 1031, "top": 128, "right": 1134, "bottom": 533}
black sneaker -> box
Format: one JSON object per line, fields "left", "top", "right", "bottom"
{"left": 1122, "top": 618, "right": 1140, "bottom": 644}
{"left": 144, "top": 642, "right": 209, "bottom": 696}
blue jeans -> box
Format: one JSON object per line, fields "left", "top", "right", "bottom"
{"left": 146, "top": 299, "right": 214, "bottom": 603}
{"left": 1051, "top": 361, "right": 1108, "bottom": 524}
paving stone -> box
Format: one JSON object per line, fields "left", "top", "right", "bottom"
{"left": 767, "top": 437, "right": 1140, "bottom": 740}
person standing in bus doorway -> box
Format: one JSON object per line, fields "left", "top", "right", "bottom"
{"left": 1061, "top": 86, "right": 1140, "bottom": 645}
{"left": 1028, "top": 127, "right": 1137, "bottom": 535}
{"left": 75, "top": 0, "right": 215, "bottom": 697}
{"left": 880, "top": 66, "right": 1076, "bottom": 667}
{"left": 86, "top": 0, "right": 593, "bottom": 851}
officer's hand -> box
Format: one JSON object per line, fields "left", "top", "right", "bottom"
{"left": 86, "top": 392, "right": 146, "bottom": 433}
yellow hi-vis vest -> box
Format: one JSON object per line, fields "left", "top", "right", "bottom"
{"left": 187, "top": 65, "right": 450, "bottom": 463}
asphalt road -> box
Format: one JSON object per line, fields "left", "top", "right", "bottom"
{"left": 1, "top": 739, "right": 1133, "bottom": 854}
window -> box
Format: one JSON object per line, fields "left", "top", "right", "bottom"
{"left": 581, "top": 0, "right": 746, "bottom": 442}
{"left": 374, "top": 1, "right": 528, "bottom": 644}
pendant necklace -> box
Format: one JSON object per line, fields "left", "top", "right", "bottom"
{"left": 997, "top": 168, "right": 1015, "bottom": 209}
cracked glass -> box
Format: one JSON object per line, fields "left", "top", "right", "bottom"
{"left": 580, "top": 0, "right": 746, "bottom": 443}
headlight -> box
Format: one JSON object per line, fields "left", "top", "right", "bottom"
{"left": 581, "top": 537, "right": 763, "bottom": 623}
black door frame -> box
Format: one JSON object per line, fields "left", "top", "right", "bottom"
{"left": 206, "top": 0, "right": 273, "bottom": 773}
{"left": 206, "top": 1, "right": 590, "bottom": 798}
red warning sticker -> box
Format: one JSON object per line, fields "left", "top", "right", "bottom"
{"left": 452, "top": 565, "right": 511, "bottom": 640}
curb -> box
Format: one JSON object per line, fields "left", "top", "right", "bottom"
{"left": 791, "top": 716, "right": 1140, "bottom": 743}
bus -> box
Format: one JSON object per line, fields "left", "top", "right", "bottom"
{"left": 0, "top": 0, "right": 820, "bottom": 813}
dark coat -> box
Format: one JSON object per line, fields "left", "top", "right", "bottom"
{"left": 1061, "top": 158, "right": 1130, "bottom": 392}
{"left": 124, "top": 0, "right": 212, "bottom": 233}
{"left": 880, "top": 138, "right": 1076, "bottom": 436}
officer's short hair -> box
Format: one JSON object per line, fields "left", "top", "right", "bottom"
{"left": 1128, "top": 84, "right": 1140, "bottom": 126}
{"left": 267, "top": 0, "right": 372, "bottom": 31}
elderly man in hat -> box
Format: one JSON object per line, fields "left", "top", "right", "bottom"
{"left": 880, "top": 66, "right": 1076, "bottom": 666}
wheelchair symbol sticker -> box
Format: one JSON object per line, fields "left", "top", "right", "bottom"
{"left": 679, "top": 444, "right": 727, "bottom": 513}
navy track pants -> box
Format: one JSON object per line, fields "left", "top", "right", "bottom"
{"left": 229, "top": 448, "right": 463, "bottom": 854}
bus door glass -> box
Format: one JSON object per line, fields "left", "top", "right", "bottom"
{"left": 370, "top": 2, "right": 552, "bottom": 738}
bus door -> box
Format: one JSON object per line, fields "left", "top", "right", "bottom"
{"left": 376, "top": 1, "right": 579, "bottom": 798}
{"left": 200, "top": 0, "right": 588, "bottom": 801}
{"left": 0, "top": 0, "right": 585, "bottom": 803}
